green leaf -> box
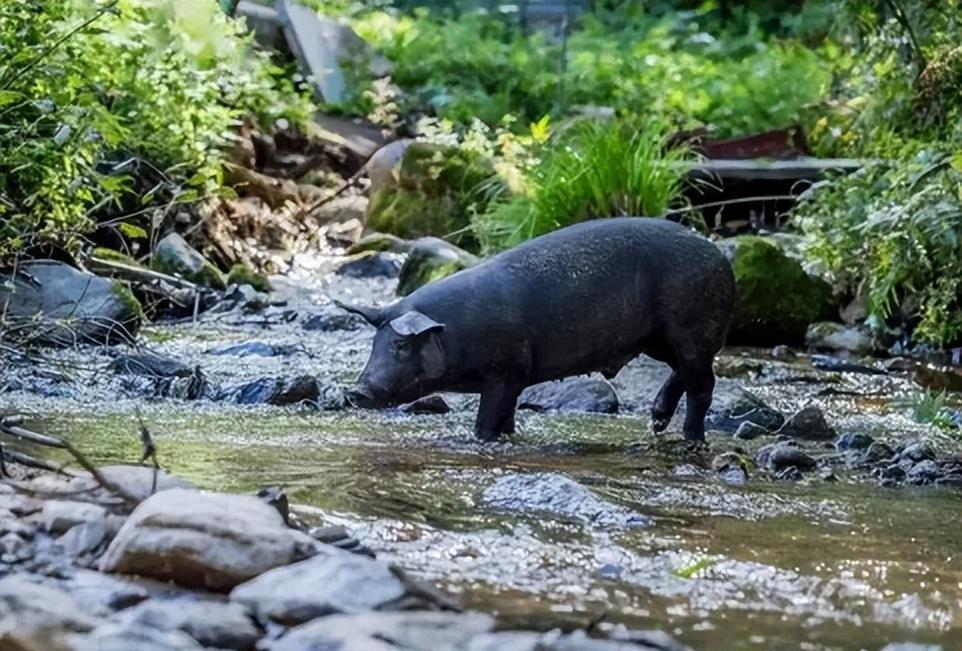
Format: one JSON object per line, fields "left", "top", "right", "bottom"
{"left": 0, "top": 91, "right": 22, "bottom": 108}
{"left": 118, "top": 222, "right": 148, "bottom": 239}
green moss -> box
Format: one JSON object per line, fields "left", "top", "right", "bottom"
{"left": 396, "top": 142, "right": 496, "bottom": 198}
{"left": 91, "top": 247, "right": 144, "bottom": 268}
{"left": 110, "top": 281, "right": 144, "bottom": 333}
{"left": 726, "top": 236, "right": 836, "bottom": 344}
{"left": 347, "top": 232, "right": 411, "bottom": 255}
{"left": 227, "top": 264, "right": 271, "bottom": 293}
{"left": 367, "top": 188, "right": 471, "bottom": 247}
{"left": 396, "top": 237, "right": 478, "bottom": 296}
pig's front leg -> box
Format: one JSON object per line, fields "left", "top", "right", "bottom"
{"left": 474, "top": 382, "right": 523, "bottom": 442}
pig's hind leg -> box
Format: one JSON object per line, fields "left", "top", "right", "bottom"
{"left": 651, "top": 370, "right": 684, "bottom": 433}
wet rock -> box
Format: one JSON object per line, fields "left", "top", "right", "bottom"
{"left": 109, "top": 353, "right": 191, "bottom": 378}
{"left": 574, "top": 628, "right": 692, "bottom": 651}
{"left": 396, "top": 236, "right": 479, "bottom": 296}
{"left": 41, "top": 500, "right": 108, "bottom": 535}
{"left": 262, "top": 612, "right": 493, "bottom": 651}
{"left": 227, "top": 263, "right": 272, "bottom": 293}
{"left": 672, "top": 464, "right": 706, "bottom": 478}
{"left": 100, "top": 489, "right": 321, "bottom": 591}
{"left": 518, "top": 377, "right": 619, "bottom": 414}
{"left": 0, "top": 532, "right": 33, "bottom": 563}
{"left": 906, "top": 460, "right": 941, "bottom": 485}
{"left": 862, "top": 441, "right": 896, "bottom": 465}
{"left": 230, "top": 546, "right": 406, "bottom": 626}
{"left": 775, "top": 405, "right": 836, "bottom": 441}
{"left": 705, "top": 388, "right": 784, "bottom": 433}
{"left": 58, "top": 569, "right": 148, "bottom": 611}
{"left": 481, "top": 473, "right": 649, "bottom": 529}
{"left": 57, "top": 521, "right": 108, "bottom": 558}
{"left": 811, "top": 354, "right": 886, "bottom": 375}
{"left": 770, "top": 345, "right": 797, "bottom": 361}
{"left": 257, "top": 486, "right": 290, "bottom": 525}
{"left": 899, "top": 441, "right": 936, "bottom": 463}
{"left": 835, "top": 432, "right": 874, "bottom": 451}
{"left": 715, "top": 236, "right": 835, "bottom": 345}
{"left": 0, "top": 574, "right": 97, "bottom": 635}
{"left": 734, "top": 421, "right": 770, "bottom": 440}
{"left": 68, "top": 622, "right": 207, "bottom": 651}
{"left": 399, "top": 394, "right": 451, "bottom": 415}
{"left": 335, "top": 251, "right": 401, "bottom": 279}
{"left": 154, "top": 368, "right": 211, "bottom": 401}
{"left": 348, "top": 232, "right": 413, "bottom": 255}
{"left": 227, "top": 375, "right": 327, "bottom": 406}
{"left": 0, "top": 493, "right": 43, "bottom": 517}
{"left": 210, "top": 341, "right": 299, "bottom": 357}
{"left": 806, "top": 322, "right": 876, "bottom": 355}
{"left": 757, "top": 442, "right": 817, "bottom": 473}
{"left": 0, "top": 260, "right": 142, "bottom": 346}
{"left": 152, "top": 233, "right": 226, "bottom": 290}
{"left": 302, "top": 310, "right": 364, "bottom": 332}
{"left": 877, "top": 644, "right": 944, "bottom": 651}
{"left": 0, "top": 512, "right": 36, "bottom": 539}
{"left": 118, "top": 600, "right": 261, "bottom": 651}
{"left": 711, "top": 452, "right": 749, "bottom": 485}
{"left": 877, "top": 464, "right": 906, "bottom": 485}
{"left": 774, "top": 466, "right": 804, "bottom": 481}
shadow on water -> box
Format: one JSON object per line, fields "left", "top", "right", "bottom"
{"left": 19, "top": 404, "right": 962, "bottom": 651}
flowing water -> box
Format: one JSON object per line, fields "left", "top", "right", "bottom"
{"left": 4, "top": 253, "right": 962, "bottom": 650}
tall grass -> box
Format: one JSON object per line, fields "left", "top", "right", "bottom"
{"left": 475, "top": 118, "right": 693, "bottom": 251}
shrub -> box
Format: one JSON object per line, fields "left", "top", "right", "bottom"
{"left": 0, "top": 0, "right": 314, "bottom": 259}
{"left": 476, "top": 118, "right": 692, "bottom": 251}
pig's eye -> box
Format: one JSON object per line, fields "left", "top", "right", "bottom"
{"left": 393, "top": 340, "right": 411, "bottom": 356}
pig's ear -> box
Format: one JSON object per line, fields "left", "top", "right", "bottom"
{"left": 388, "top": 310, "right": 444, "bottom": 337}
{"left": 333, "top": 300, "right": 385, "bottom": 326}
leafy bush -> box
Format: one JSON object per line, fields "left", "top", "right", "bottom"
{"left": 352, "top": 6, "right": 831, "bottom": 137}
{"left": 0, "top": 0, "right": 314, "bottom": 259}
{"left": 798, "top": 155, "right": 962, "bottom": 345}
{"left": 476, "top": 118, "right": 692, "bottom": 251}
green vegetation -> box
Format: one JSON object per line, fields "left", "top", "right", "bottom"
{"left": 477, "top": 118, "right": 691, "bottom": 250}
{"left": 0, "top": 0, "right": 313, "bottom": 259}
{"left": 227, "top": 264, "right": 272, "bottom": 293}
{"left": 900, "top": 390, "right": 962, "bottom": 432}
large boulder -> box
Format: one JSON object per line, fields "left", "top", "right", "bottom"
{"left": 396, "top": 237, "right": 479, "bottom": 296}
{"left": 518, "top": 376, "right": 619, "bottom": 414}
{"left": 117, "top": 600, "right": 261, "bottom": 651}
{"left": 152, "top": 233, "right": 226, "bottom": 290}
{"left": 0, "top": 261, "right": 142, "bottom": 346}
{"left": 366, "top": 143, "right": 498, "bottom": 250}
{"left": 716, "top": 236, "right": 836, "bottom": 345}
{"left": 99, "top": 489, "right": 321, "bottom": 591}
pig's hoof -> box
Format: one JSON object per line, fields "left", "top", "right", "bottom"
{"left": 651, "top": 415, "right": 670, "bottom": 433}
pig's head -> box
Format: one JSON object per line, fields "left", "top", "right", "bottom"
{"left": 335, "top": 300, "right": 447, "bottom": 407}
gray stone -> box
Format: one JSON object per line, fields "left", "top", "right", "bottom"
{"left": 0, "top": 260, "right": 142, "bottom": 346}
{"left": 0, "top": 532, "right": 33, "bottom": 562}
{"left": 41, "top": 500, "right": 107, "bottom": 535}
{"left": 835, "top": 432, "right": 874, "bottom": 451}
{"left": 776, "top": 405, "right": 836, "bottom": 441}
{"left": 519, "top": 376, "right": 619, "bottom": 414}
{"left": 758, "top": 442, "right": 817, "bottom": 473}
{"left": 481, "top": 473, "right": 649, "bottom": 529}
{"left": 57, "top": 520, "right": 109, "bottom": 558}
{"left": 263, "top": 612, "right": 493, "bottom": 651}
{"left": 236, "top": 1, "right": 285, "bottom": 49}
{"left": 335, "top": 252, "right": 401, "bottom": 279}
{"left": 153, "top": 233, "right": 226, "bottom": 290}
{"left": 806, "top": 321, "right": 876, "bottom": 355}
{"left": 109, "top": 353, "right": 192, "bottom": 378}
{"left": 706, "top": 387, "right": 785, "bottom": 433}
{"left": 68, "top": 622, "right": 206, "bottom": 651}
{"left": 58, "top": 569, "right": 149, "bottom": 611}
{"left": 100, "top": 489, "right": 321, "bottom": 591}
{"left": 226, "top": 375, "right": 337, "bottom": 407}
{"left": 277, "top": 2, "right": 390, "bottom": 104}
{"left": 711, "top": 453, "right": 749, "bottom": 485}
{"left": 463, "top": 632, "right": 542, "bottom": 651}
{"left": 348, "top": 231, "right": 414, "bottom": 256}
{"left": 770, "top": 345, "right": 797, "bottom": 361}
{"left": 733, "top": 421, "right": 769, "bottom": 440}
{"left": 399, "top": 395, "right": 451, "bottom": 415}
{"left": 899, "top": 441, "right": 937, "bottom": 463}
{"left": 0, "top": 493, "right": 43, "bottom": 516}
{"left": 230, "top": 546, "right": 406, "bottom": 626}
{"left": 303, "top": 311, "right": 365, "bottom": 332}
{"left": 0, "top": 574, "right": 98, "bottom": 636}
{"left": 118, "top": 599, "right": 260, "bottom": 651}
{"left": 906, "top": 460, "right": 941, "bottom": 485}
{"left": 210, "top": 342, "right": 299, "bottom": 357}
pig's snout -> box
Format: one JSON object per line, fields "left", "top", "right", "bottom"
{"left": 345, "top": 385, "right": 381, "bottom": 409}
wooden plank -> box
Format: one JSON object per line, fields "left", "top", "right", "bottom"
{"left": 688, "top": 158, "right": 866, "bottom": 182}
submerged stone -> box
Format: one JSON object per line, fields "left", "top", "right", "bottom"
{"left": 481, "top": 473, "right": 649, "bottom": 529}
{"left": 706, "top": 388, "right": 784, "bottom": 433}
{"left": 335, "top": 252, "right": 401, "bottom": 279}
{"left": 776, "top": 405, "right": 836, "bottom": 441}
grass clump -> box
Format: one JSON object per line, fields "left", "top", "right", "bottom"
{"left": 476, "top": 118, "right": 692, "bottom": 251}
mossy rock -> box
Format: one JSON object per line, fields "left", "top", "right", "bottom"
{"left": 717, "top": 236, "right": 836, "bottom": 345}
{"left": 227, "top": 264, "right": 271, "bottom": 293}
{"left": 397, "top": 237, "right": 479, "bottom": 296}
{"left": 152, "top": 233, "right": 227, "bottom": 290}
{"left": 366, "top": 143, "right": 500, "bottom": 251}
{"left": 347, "top": 232, "right": 413, "bottom": 255}
{"left": 367, "top": 189, "right": 468, "bottom": 248}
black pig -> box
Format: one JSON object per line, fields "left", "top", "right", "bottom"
{"left": 336, "top": 218, "right": 735, "bottom": 442}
